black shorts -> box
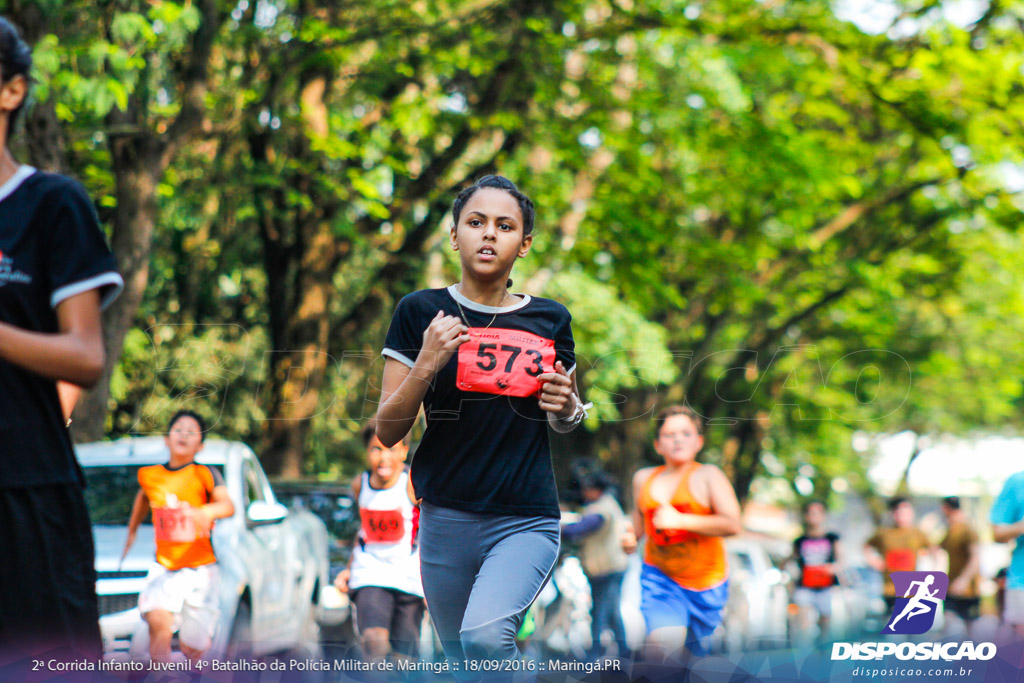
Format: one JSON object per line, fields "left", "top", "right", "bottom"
{"left": 0, "top": 483, "right": 101, "bottom": 666}
{"left": 352, "top": 586, "right": 426, "bottom": 657}
{"left": 945, "top": 596, "right": 981, "bottom": 621}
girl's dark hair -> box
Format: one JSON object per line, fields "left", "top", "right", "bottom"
{"left": 167, "top": 410, "right": 207, "bottom": 442}
{"left": 0, "top": 18, "right": 32, "bottom": 135}
{"left": 451, "top": 175, "right": 535, "bottom": 236}
{"left": 653, "top": 404, "right": 704, "bottom": 437}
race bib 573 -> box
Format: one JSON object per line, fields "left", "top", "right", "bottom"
{"left": 457, "top": 327, "right": 556, "bottom": 397}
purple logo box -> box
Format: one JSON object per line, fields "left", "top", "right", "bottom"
{"left": 883, "top": 571, "right": 949, "bottom": 635}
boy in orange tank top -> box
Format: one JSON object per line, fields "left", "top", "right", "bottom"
{"left": 625, "top": 405, "right": 741, "bottom": 665}
{"left": 122, "top": 411, "right": 234, "bottom": 663}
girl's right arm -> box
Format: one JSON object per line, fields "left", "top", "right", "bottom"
{"left": 376, "top": 311, "right": 468, "bottom": 447}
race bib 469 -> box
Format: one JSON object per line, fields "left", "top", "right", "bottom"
{"left": 457, "top": 328, "right": 556, "bottom": 397}
{"left": 361, "top": 508, "right": 405, "bottom": 543}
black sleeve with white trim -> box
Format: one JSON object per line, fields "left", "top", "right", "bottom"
{"left": 43, "top": 177, "right": 123, "bottom": 311}
{"left": 382, "top": 294, "right": 425, "bottom": 368}
{"left": 552, "top": 304, "right": 577, "bottom": 376}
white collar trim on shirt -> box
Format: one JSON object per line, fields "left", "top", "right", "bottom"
{"left": 0, "top": 165, "right": 37, "bottom": 204}
{"left": 447, "top": 284, "right": 531, "bottom": 314}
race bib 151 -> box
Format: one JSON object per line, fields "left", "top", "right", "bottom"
{"left": 457, "top": 327, "right": 556, "bottom": 397}
{"left": 153, "top": 507, "right": 201, "bottom": 543}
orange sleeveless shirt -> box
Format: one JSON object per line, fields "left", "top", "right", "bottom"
{"left": 639, "top": 463, "right": 728, "bottom": 590}
{"left": 138, "top": 463, "right": 218, "bottom": 571}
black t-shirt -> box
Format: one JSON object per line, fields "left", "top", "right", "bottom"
{"left": 382, "top": 286, "right": 575, "bottom": 518}
{"left": 793, "top": 532, "right": 840, "bottom": 589}
{"left": 0, "top": 167, "right": 123, "bottom": 488}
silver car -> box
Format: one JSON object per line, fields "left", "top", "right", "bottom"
{"left": 714, "top": 537, "right": 791, "bottom": 653}
{"left": 79, "top": 436, "right": 347, "bottom": 658}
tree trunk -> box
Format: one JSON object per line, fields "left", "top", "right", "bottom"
{"left": 895, "top": 433, "right": 925, "bottom": 497}
{"left": 21, "top": 98, "right": 68, "bottom": 174}
{"left": 260, "top": 212, "right": 340, "bottom": 477}
{"left": 72, "top": 139, "right": 163, "bottom": 442}
{"left": 67, "top": 0, "right": 219, "bottom": 440}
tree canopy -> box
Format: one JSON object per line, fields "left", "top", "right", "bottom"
{"left": 5, "top": 0, "right": 1023, "bottom": 506}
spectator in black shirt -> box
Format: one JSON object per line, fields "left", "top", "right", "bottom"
{"left": 788, "top": 500, "right": 843, "bottom": 645}
{"left": 0, "top": 17, "right": 122, "bottom": 665}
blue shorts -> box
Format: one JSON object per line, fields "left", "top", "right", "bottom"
{"left": 640, "top": 562, "right": 728, "bottom": 656}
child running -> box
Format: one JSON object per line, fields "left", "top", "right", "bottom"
{"left": 629, "top": 405, "right": 741, "bottom": 664}
{"left": 333, "top": 421, "right": 425, "bottom": 663}
{"left": 0, "top": 17, "right": 123, "bottom": 665}
{"left": 374, "top": 175, "right": 588, "bottom": 665}
{"left": 122, "top": 411, "right": 234, "bottom": 662}
{"left": 788, "top": 500, "right": 843, "bottom": 644}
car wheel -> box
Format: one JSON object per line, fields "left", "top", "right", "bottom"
{"left": 227, "top": 600, "right": 253, "bottom": 659}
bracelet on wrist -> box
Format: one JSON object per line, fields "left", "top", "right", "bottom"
{"left": 560, "top": 393, "right": 592, "bottom": 428}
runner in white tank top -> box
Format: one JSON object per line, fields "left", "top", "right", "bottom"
{"left": 349, "top": 468, "right": 422, "bottom": 597}
{"left": 334, "top": 422, "right": 425, "bottom": 661}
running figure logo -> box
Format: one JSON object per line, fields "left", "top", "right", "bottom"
{"left": 884, "top": 571, "right": 948, "bottom": 635}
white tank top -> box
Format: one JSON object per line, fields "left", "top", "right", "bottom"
{"left": 348, "top": 470, "right": 423, "bottom": 597}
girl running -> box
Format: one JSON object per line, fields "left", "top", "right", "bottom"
{"left": 630, "top": 405, "right": 741, "bottom": 663}
{"left": 334, "top": 421, "right": 425, "bottom": 662}
{"left": 375, "top": 175, "right": 588, "bottom": 664}
{"left": 0, "top": 17, "right": 122, "bottom": 662}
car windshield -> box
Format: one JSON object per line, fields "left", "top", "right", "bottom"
{"left": 83, "top": 464, "right": 225, "bottom": 525}
{"left": 275, "top": 489, "right": 357, "bottom": 541}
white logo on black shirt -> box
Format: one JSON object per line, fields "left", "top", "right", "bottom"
{"left": 0, "top": 250, "right": 32, "bottom": 287}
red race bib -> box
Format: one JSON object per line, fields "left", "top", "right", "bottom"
{"left": 456, "top": 327, "right": 556, "bottom": 397}
{"left": 802, "top": 565, "right": 834, "bottom": 589}
{"left": 153, "top": 507, "right": 200, "bottom": 543}
{"left": 361, "top": 508, "right": 405, "bottom": 543}
{"left": 885, "top": 548, "right": 916, "bottom": 572}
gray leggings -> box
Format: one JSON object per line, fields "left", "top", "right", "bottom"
{"left": 418, "top": 502, "right": 560, "bottom": 663}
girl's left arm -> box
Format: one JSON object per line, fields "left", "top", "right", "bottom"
{"left": 543, "top": 363, "right": 588, "bottom": 432}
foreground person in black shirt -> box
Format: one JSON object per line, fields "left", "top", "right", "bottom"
{"left": 376, "top": 175, "right": 589, "bottom": 665}
{"left": 0, "top": 17, "right": 122, "bottom": 665}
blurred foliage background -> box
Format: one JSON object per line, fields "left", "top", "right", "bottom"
{"left": 4, "top": 0, "right": 1023, "bottom": 512}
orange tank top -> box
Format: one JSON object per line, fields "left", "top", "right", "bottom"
{"left": 138, "top": 463, "right": 219, "bottom": 571}
{"left": 639, "top": 463, "right": 727, "bottom": 590}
